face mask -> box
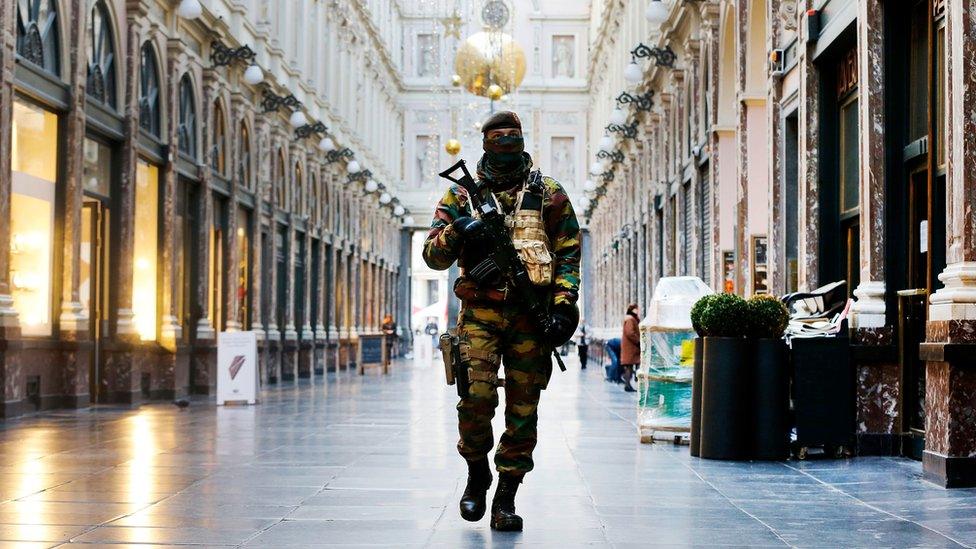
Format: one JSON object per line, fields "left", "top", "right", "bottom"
{"left": 483, "top": 134, "right": 524, "bottom": 154}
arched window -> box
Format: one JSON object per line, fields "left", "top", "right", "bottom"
{"left": 311, "top": 172, "right": 319, "bottom": 222}
{"left": 139, "top": 43, "right": 161, "bottom": 136}
{"left": 86, "top": 1, "right": 116, "bottom": 108}
{"left": 294, "top": 162, "right": 304, "bottom": 215}
{"left": 211, "top": 101, "right": 227, "bottom": 175}
{"left": 276, "top": 150, "right": 286, "bottom": 208}
{"left": 16, "top": 0, "right": 60, "bottom": 76}
{"left": 238, "top": 121, "right": 251, "bottom": 190}
{"left": 177, "top": 74, "right": 197, "bottom": 158}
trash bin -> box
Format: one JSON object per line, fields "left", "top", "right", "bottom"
{"left": 637, "top": 277, "right": 713, "bottom": 443}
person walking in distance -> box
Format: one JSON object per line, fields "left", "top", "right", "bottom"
{"left": 620, "top": 303, "right": 641, "bottom": 393}
{"left": 576, "top": 322, "right": 589, "bottom": 369}
{"left": 422, "top": 111, "right": 581, "bottom": 531}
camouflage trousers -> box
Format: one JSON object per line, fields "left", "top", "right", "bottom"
{"left": 456, "top": 303, "right": 553, "bottom": 476}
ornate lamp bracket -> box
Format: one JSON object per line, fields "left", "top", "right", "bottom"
{"left": 631, "top": 43, "right": 677, "bottom": 68}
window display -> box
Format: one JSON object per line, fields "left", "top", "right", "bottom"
{"left": 11, "top": 99, "right": 58, "bottom": 336}
{"left": 133, "top": 160, "right": 159, "bottom": 341}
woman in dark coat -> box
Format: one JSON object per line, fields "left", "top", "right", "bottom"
{"left": 620, "top": 303, "right": 641, "bottom": 392}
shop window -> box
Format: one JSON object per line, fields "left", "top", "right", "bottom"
{"left": 139, "top": 43, "right": 161, "bottom": 137}
{"left": 681, "top": 181, "right": 691, "bottom": 276}
{"left": 11, "top": 99, "right": 58, "bottom": 336}
{"left": 294, "top": 235, "right": 306, "bottom": 333}
{"left": 934, "top": 19, "right": 946, "bottom": 169}
{"left": 698, "top": 168, "right": 712, "bottom": 281}
{"left": 133, "top": 160, "right": 159, "bottom": 341}
{"left": 16, "top": 0, "right": 60, "bottom": 76}
{"left": 211, "top": 102, "right": 227, "bottom": 175}
{"left": 86, "top": 1, "right": 116, "bottom": 108}
{"left": 840, "top": 95, "right": 859, "bottom": 216}
{"left": 210, "top": 198, "right": 227, "bottom": 331}
{"left": 177, "top": 75, "right": 197, "bottom": 158}
{"left": 236, "top": 208, "right": 251, "bottom": 330}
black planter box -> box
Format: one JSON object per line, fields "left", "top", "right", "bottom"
{"left": 690, "top": 337, "right": 704, "bottom": 457}
{"left": 753, "top": 338, "right": 790, "bottom": 460}
{"left": 791, "top": 336, "right": 854, "bottom": 455}
{"left": 699, "top": 337, "right": 751, "bottom": 460}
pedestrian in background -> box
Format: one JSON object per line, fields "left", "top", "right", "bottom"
{"left": 576, "top": 322, "right": 589, "bottom": 370}
{"left": 604, "top": 337, "right": 621, "bottom": 383}
{"left": 620, "top": 303, "right": 641, "bottom": 393}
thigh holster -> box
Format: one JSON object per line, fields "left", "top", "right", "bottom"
{"left": 459, "top": 344, "right": 504, "bottom": 387}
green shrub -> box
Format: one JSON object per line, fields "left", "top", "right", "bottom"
{"left": 698, "top": 293, "right": 748, "bottom": 338}
{"left": 747, "top": 295, "right": 790, "bottom": 339}
{"left": 690, "top": 294, "right": 720, "bottom": 337}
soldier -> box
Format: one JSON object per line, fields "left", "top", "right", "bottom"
{"left": 423, "top": 111, "right": 581, "bottom": 531}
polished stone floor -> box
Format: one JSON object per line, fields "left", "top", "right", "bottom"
{"left": 0, "top": 356, "right": 974, "bottom": 548}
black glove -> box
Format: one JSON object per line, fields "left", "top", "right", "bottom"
{"left": 452, "top": 216, "right": 485, "bottom": 242}
{"left": 546, "top": 303, "right": 580, "bottom": 347}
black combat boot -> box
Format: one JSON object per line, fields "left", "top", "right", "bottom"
{"left": 459, "top": 457, "right": 492, "bottom": 521}
{"left": 490, "top": 474, "right": 523, "bottom": 531}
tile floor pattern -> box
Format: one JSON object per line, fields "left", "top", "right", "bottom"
{"left": 0, "top": 356, "right": 974, "bottom": 548}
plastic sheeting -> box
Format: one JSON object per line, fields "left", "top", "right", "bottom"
{"left": 637, "top": 277, "right": 712, "bottom": 441}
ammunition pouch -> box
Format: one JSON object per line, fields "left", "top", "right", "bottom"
{"left": 459, "top": 345, "right": 503, "bottom": 387}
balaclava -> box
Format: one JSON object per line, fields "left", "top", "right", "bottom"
{"left": 478, "top": 111, "right": 532, "bottom": 189}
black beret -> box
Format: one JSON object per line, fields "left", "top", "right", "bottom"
{"left": 482, "top": 111, "right": 522, "bottom": 134}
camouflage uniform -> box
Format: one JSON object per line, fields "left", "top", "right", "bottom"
{"left": 423, "top": 176, "right": 581, "bottom": 476}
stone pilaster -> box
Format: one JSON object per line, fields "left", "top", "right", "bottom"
{"left": 851, "top": 0, "right": 888, "bottom": 330}
{"left": 921, "top": 0, "right": 976, "bottom": 488}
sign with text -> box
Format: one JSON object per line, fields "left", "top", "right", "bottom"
{"left": 217, "top": 331, "right": 258, "bottom": 405}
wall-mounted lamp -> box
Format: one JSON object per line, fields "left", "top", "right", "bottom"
{"left": 631, "top": 43, "right": 677, "bottom": 68}
{"left": 617, "top": 90, "right": 655, "bottom": 112}
{"left": 261, "top": 87, "right": 302, "bottom": 114}
{"left": 294, "top": 121, "right": 328, "bottom": 140}
{"left": 325, "top": 148, "right": 354, "bottom": 164}
{"left": 606, "top": 121, "right": 639, "bottom": 139}
{"left": 597, "top": 150, "right": 625, "bottom": 164}
{"left": 347, "top": 168, "right": 372, "bottom": 184}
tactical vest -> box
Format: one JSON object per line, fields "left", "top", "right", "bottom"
{"left": 472, "top": 170, "right": 554, "bottom": 288}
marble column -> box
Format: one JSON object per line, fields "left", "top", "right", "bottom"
{"left": 921, "top": 0, "right": 976, "bottom": 488}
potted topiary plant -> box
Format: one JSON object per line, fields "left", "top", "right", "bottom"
{"left": 747, "top": 295, "right": 791, "bottom": 460}
{"left": 688, "top": 293, "right": 718, "bottom": 457}
{"left": 698, "top": 293, "right": 751, "bottom": 460}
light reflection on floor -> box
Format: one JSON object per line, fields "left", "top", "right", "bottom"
{"left": 0, "top": 358, "right": 972, "bottom": 547}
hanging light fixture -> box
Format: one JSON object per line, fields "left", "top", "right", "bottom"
{"left": 379, "top": 192, "right": 392, "bottom": 204}
{"left": 590, "top": 161, "right": 603, "bottom": 176}
{"left": 318, "top": 137, "right": 335, "bottom": 152}
{"left": 404, "top": 216, "right": 416, "bottom": 226}
{"left": 365, "top": 179, "right": 379, "bottom": 193}
{"left": 610, "top": 107, "right": 628, "bottom": 126}
{"left": 584, "top": 179, "right": 597, "bottom": 192}
{"left": 624, "top": 60, "right": 643, "bottom": 85}
{"left": 394, "top": 205, "right": 405, "bottom": 216}
{"left": 177, "top": 0, "right": 203, "bottom": 19}
{"left": 289, "top": 110, "right": 308, "bottom": 128}
{"left": 599, "top": 135, "right": 615, "bottom": 153}
{"left": 645, "top": 0, "right": 669, "bottom": 24}
{"left": 243, "top": 64, "right": 264, "bottom": 85}
{"left": 347, "top": 160, "right": 361, "bottom": 173}
{"left": 580, "top": 197, "right": 592, "bottom": 210}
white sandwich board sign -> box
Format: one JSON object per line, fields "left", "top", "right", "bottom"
{"left": 217, "top": 331, "right": 258, "bottom": 405}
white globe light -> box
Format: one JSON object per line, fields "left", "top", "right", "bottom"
{"left": 599, "top": 135, "right": 615, "bottom": 153}
{"left": 624, "top": 61, "right": 643, "bottom": 85}
{"left": 610, "top": 107, "right": 628, "bottom": 126}
{"left": 318, "top": 137, "right": 335, "bottom": 152}
{"left": 394, "top": 205, "right": 405, "bottom": 216}
{"left": 289, "top": 110, "right": 308, "bottom": 128}
{"left": 580, "top": 197, "right": 592, "bottom": 210}
{"left": 645, "top": 0, "right": 669, "bottom": 24}
{"left": 243, "top": 64, "right": 264, "bottom": 85}
{"left": 364, "top": 179, "right": 378, "bottom": 193}
{"left": 346, "top": 160, "right": 361, "bottom": 173}
{"left": 601, "top": 158, "right": 611, "bottom": 170}
{"left": 589, "top": 161, "right": 603, "bottom": 176}
{"left": 379, "top": 192, "right": 392, "bottom": 204}
{"left": 177, "top": 0, "right": 203, "bottom": 19}
{"left": 404, "top": 216, "right": 416, "bottom": 226}
{"left": 584, "top": 179, "right": 597, "bottom": 192}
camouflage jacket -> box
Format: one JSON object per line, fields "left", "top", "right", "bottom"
{"left": 422, "top": 174, "right": 581, "bottom": 307}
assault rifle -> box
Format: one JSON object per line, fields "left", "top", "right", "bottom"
{"left": 438, "top": 160, "right": 567, "bottom": 379}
